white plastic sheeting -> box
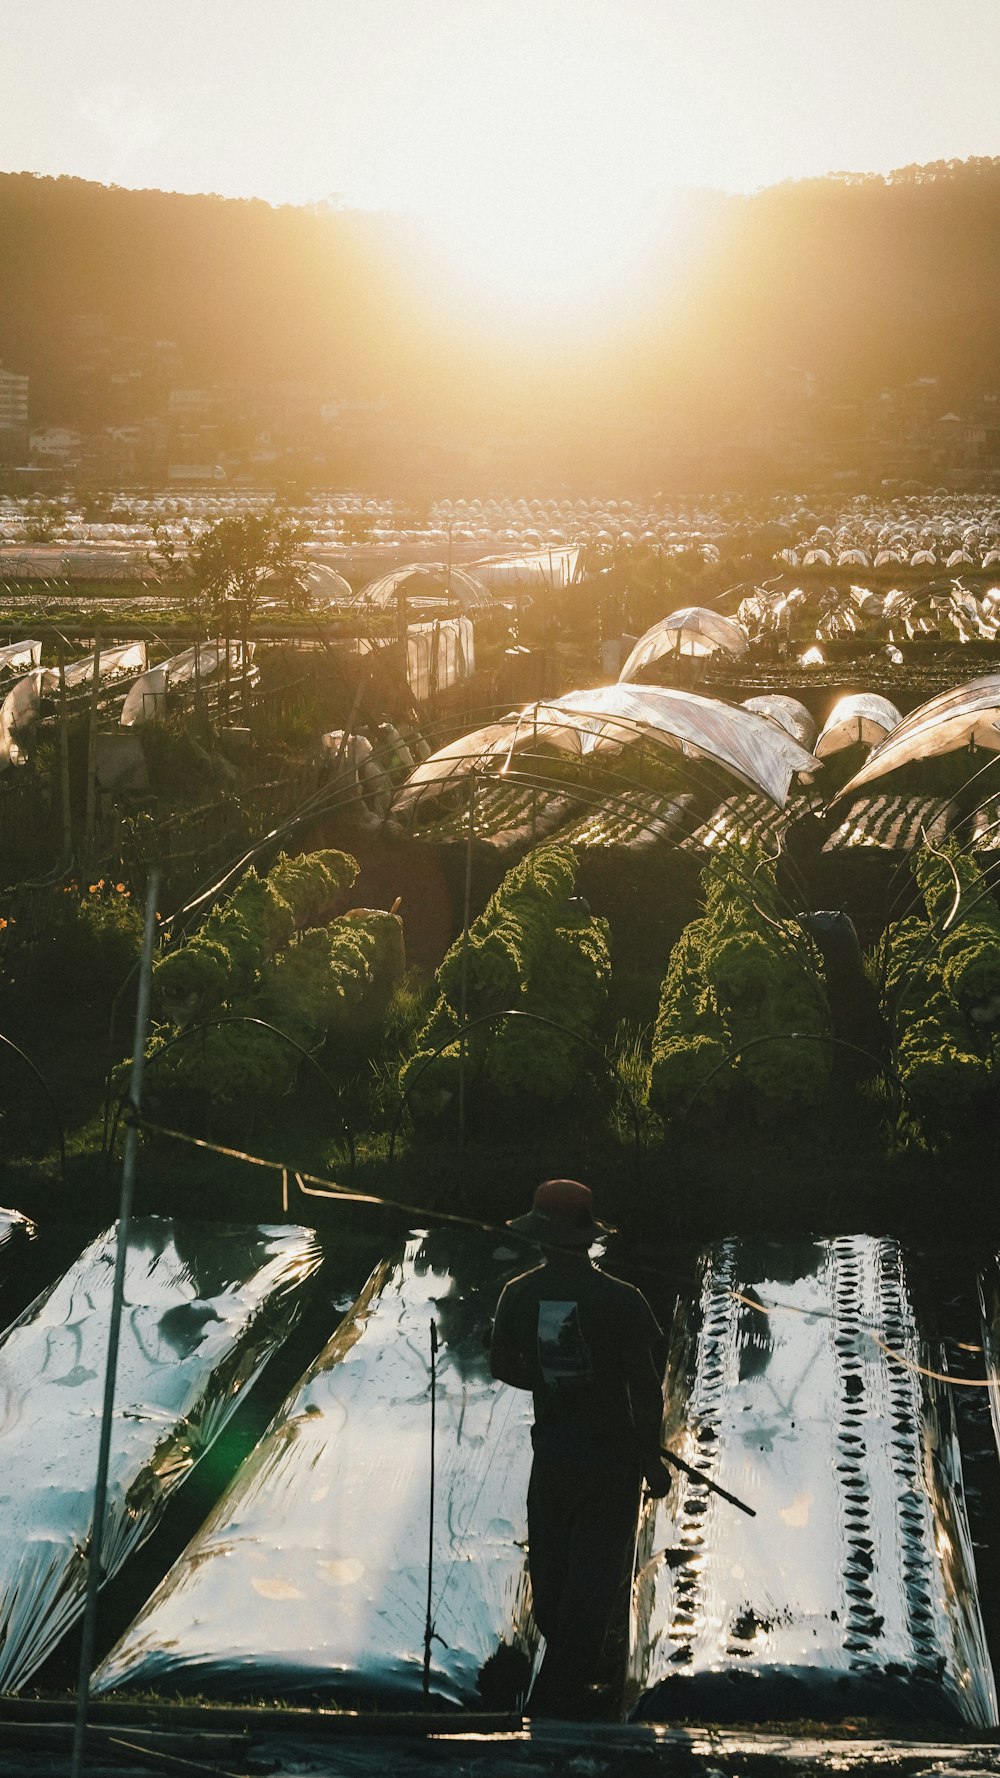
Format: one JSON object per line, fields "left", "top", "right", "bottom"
{"left": 0, "top": 1208, "right": 35, "bottom": 1256}
{"left": 0, "top": 640, "right": 42, "bottom": 675}
{"left": 630, "top": 1237, "right": 995, "bottom": 1727}
{"left": 0, "top": 643, "right": 147, "bottom": 769}
{"left": 472, "top": 546, "right": 580, "bottom": 589}
{"left": 837, "top": 676, "right": 1000, "bottom": 798}
{"left": 406, "top": 616, "right": 475, "bottom": 702}
{"left": 0, "top": 1217, "right": 321, "bottom": 1693}
{"left": 0, "top": 1209, "right": 36, "bottom": 1318}
{"left": 353, "top": 564, "right": 493, "bottom": 612}
{"left": 814, "top": 694, "right": 903, "bottom": 761}
{"left": 95, "top": 1230, "right": 539, "bottom": 1708}
{"left": 120, "top": 642, "right": 256, "bottom": 727}
{"left": 394, "top": 684, "right": 821, "bottom": 814}
{"left": 618, "top": 608, "right": 748, "bottom": 681}
{"left": 741, "top": 695, "right": 817, "bottom": 752}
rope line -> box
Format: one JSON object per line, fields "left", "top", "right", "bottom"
{"left": 134, "top": 1109, "right": 999, "bottom": 1392}
{"left": 732, "top": 1289, "right": 994, "bottom": 1389}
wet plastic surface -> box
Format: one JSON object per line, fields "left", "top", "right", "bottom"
{"left": 0, "top": 1207, "right": 36, "bottom": 1274}
{"left": 629, "top": 1237, "right": 996, "bottom": 1727}
{"left": 0, "top": 1216, "right": 320, "bottom": 1692}
{"left": 95, "top": 1229, "right": 540, "bottom": 1708}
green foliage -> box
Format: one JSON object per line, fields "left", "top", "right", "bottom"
{"left": 880, "top": 846, "right": 1000, "bottom": 1140}
{"left": 648, "top": 843, "right": 831, "bottom": 1123}
{"left": 268, "top": 849, "right": 358, "bottom": 929}
{"left": 145, "top": 846, "right": 403, "bottom": 1125}
{"left": 401, "top": 843, "right": 611, "bottom": 1119}
{"left": 6, "top": 881, "right": 143, "bottom": 1011}
{"left": 190, "top": 508, "right": 314, "bottom": 629}
{"left": 913, "top": 841, "right": 1000, "bottom": 1019}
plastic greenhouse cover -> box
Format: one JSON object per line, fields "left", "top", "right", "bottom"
{"left": 406, "top": 615, "right": 475, "bottom": 702}
{"left": 95, "top": 1229, "right": 540, "bottom": 1709}
{"left": 0, "top": 1217, "right": 321, "bottom": 1693}
{"left": 629, "top": 1236, "right": 995, "bottom": 1728}
{"left": 0, "top": 644, "right": 148, "bottom": 769}
{"left": 0, "top": 640, "right": 42, "bottom": 674}
{"left": 538, "top": 686, "right": 819, "bottom": 805}
{"left": 394, "top": 685, "right": 820, "bottom": 813}
{"left": 814, "top": 693, "right": 903, "bottom": 760}
{"left": 472, "top": 547, "right": 580, "bottom": 589}
{"left": 0, "top": 1208, "right": 37, "bottom": 1309}
{"left": 120, "top": 642, "right": 257, "bottom": 727}
{"left": 353, "top": 564, "right": 493, "bottom": 611}
{"left": 741, "top": 695, "right": 817, "bottom": 752}
{"left": 837, "top": 675, "right": 1000, "bottom": 797}
{"left": 618, "top": 608, "right": 748, "bottom": 679}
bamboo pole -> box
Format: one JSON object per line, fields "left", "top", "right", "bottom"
{"left": 71, "top": 873, "right": 160, "bottom": 1778}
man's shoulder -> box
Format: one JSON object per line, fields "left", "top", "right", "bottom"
{"left": 495, "top": 1262, "right": 547, "bottom": 1304}
{"left": 590, "top": 1266, "right": 661, "bottom": 1327}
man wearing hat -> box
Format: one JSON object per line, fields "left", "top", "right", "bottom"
{"left": 490, "top": 1178, "right": 671, "bottom": 1718}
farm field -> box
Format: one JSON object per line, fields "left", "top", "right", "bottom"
{"left": 2, "top": 491, "right": 1000, "bottom": 1762}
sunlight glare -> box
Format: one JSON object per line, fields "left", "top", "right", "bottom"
{"left": 418, "top": 183, "right": 692, "bottom": 330}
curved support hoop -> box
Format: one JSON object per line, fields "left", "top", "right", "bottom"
{"left": 681, "top": 1030, "right": 901, "bottom": 1126}
{"left": 0, "top": 1029, "right": 66, "bottom": 1185}
{"left": 388, "top": 1008, "right": 644, "bottom": 1187}
{"left": 110, "top": 1014, "right": 356, "bottom": 1170}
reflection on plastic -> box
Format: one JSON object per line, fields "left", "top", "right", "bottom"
{"left": 0, "top": 1207, "right": 36, "bottom": 1262}
{"left": 95, "top": 1230, "right": 539, "bottom": 1708}
{"left": 629, "top": 1237, "right": 996, "bottom": 1727}
{"left": 0, "top": 1217, "right": 320, "bottom": 1692}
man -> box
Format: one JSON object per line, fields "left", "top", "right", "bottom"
{"left": 490, "top": 1178, "right": 671, "bottom": 1719}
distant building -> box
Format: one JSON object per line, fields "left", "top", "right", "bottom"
{"left": 0, "top": 366, "right": 29, "bottom": 462}
{"left": 30, "top": 426, "right": 82, "bottom": 462}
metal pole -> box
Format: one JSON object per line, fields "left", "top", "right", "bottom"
{"left": 422, "top": 1317, "right": 439, "bottom": 1702}
{"left": 457, "top": 775, "right": 476, "bottom": 1145}
{"left": 71, "top": 870, "right": 160, "bottom": 1778}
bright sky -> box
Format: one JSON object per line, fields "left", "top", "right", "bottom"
{"left": 3, "top": 1, "right": 999, "bottom": 320}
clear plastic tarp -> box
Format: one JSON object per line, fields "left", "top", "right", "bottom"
{"left": 618, "top": 609, "right": 748, "bottom": 681}
{"left": 0, "top": 1217, "right": 321, "bottom": 1692}
{"left": 394, "top": 684, "right": 821, "bottom": 815}
{"left": 0, "top": 1209, "right": 36, "bottom": 1318}
{"left": 120, "top": 642, "right": 256, "bottom": 728}
{"left": 0, "top": 644, "right": 148, "bottom": 769}
{"left": 472, "top": 547, "right": 580, "bottom": 589}
{"left": 629, "top": 1236, "right": 995, "bottom": 1727}
{"left": 406, "top": 615, "right": 475, "bottom": 702}
{"left": 95, "top": 1229, "right": 540, "bottom": 1709}
{"left": 352, "top": 565, "right": 493, "bottom": 613}
{"left": 0, "top": 640, "right": 42, "bottom": 675}
{"left": 814, "top": 693, "right": 903, "bottom": 761}
{"left": 837, "top": 676, "right": 1000, "bottom": 797}
{"left": 741, "top": 695, "right": 817, "bottom": 752}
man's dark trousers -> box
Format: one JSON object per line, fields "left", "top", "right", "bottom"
{"left": 526, "top": 1434, "right": 641, "bottom": 1717}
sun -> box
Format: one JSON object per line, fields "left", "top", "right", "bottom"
{"left": 412, "top": 182, "right": 697, "bottom": 334}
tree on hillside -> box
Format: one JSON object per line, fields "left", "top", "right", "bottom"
{"left": 190, "top": 508, "right": 314, "bottom": 633}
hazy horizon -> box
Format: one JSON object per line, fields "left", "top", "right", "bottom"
{"left": 4, "top": 2, "right": 999, "bottom": 324}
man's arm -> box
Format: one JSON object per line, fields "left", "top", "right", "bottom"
{"left": 622, "top": 1296, "right": 672, "bottom": 1497}
{"left": 489, "top": 1288, "right": 534, "bottom": 1390}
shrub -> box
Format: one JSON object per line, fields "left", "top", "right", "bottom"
{"left": 648, "top": 843, "right": 830, "bottom": 1123}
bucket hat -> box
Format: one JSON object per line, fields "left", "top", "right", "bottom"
{"left": 507, "top": 1178, "right": 614, "bottom": 1249}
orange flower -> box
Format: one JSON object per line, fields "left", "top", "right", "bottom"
{"left": 115, "top": 883, "right": 126, "bottom": 893}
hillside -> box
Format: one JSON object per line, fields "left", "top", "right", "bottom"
{"left": 2, "top": 159, "right": 1000, "bottom": 486}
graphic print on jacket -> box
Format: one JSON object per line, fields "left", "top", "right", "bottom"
{"left": 537, "top": 1301, "right": 594, "bottom": 1388}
